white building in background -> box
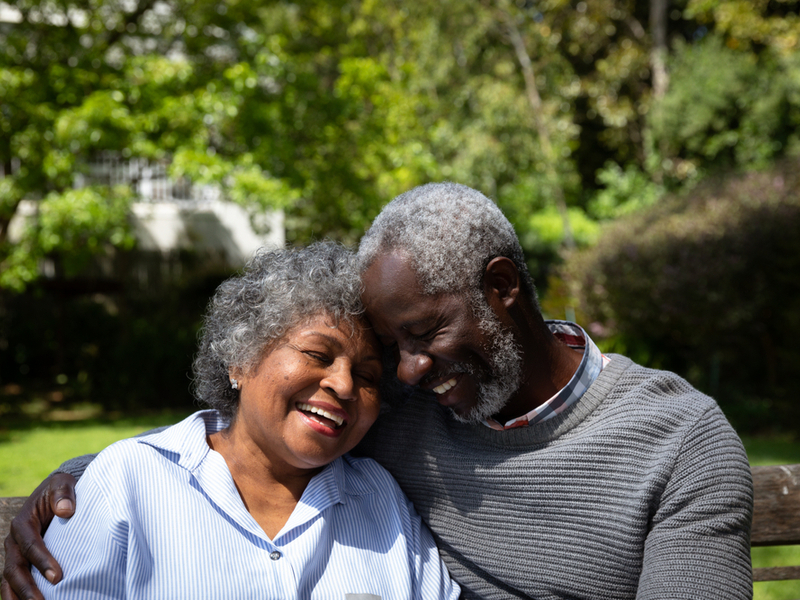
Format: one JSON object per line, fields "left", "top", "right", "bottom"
{"left": 1, "top": 2, "right": 284, "bottom": 281}
{"left": 82, "top": 155, "right": 284, "bottom": 265}
{"left": 9, "top": 155, "right": 284, "bottom": 275}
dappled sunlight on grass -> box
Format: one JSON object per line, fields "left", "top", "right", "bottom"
{"left": 754, "top": 581, "right": 800, "bottom": 600}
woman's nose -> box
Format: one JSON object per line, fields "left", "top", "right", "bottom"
{"left": 322, "top": 363, "right": 356, "bottom": 400}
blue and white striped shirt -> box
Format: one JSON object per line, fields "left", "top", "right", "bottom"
{"left": 34, "top": 411, "right": 460, "bottom": 600}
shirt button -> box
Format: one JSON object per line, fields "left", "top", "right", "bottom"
{"left": 269, "top": 551, "right": 281, "bottom": 561}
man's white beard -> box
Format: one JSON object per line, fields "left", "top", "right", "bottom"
{"left": 450, "top": 300, "right": 523, "bottom": 425}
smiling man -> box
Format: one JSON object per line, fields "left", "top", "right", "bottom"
{"left": 351, "top": 183, "right": 753, "bottom": 599}
{"left": 3, "top": 183, "right": 753, "bottom": 600}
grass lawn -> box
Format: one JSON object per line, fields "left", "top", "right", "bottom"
{"left": 1, "top": 416, "right": 798, "bottom": 598}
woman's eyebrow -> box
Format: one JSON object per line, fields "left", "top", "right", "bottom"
{"left": 299, "top": 331, "right": 342, "bottom": 345}
{"left": 300, "top": 331, "right": 382, "bottom": 363}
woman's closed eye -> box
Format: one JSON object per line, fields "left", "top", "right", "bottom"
{"left": 303, "top": 350, "right": 332, "bottom": 364}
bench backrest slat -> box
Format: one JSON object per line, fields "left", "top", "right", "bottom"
{"left": 0, "top": 497, "right": 26, "bottom": 576}
{"left": 751, "top": 464, "right": 800, "bottom": 546}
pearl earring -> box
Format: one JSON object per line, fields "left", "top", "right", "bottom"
{"left": 230, "top": 378, "right": 239, "bottom": 390}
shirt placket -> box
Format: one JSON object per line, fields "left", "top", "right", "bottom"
{"left": 263, "top": 542, "right": 300, "bottom": 600}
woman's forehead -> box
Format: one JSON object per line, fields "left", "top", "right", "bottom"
{"left": 289, "top": 313, "right": 379, "bottom": 351}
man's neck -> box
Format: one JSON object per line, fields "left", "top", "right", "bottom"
{"left": 493, "top": 324, "right": 583, "bottom": 422}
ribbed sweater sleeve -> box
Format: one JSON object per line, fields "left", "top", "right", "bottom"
{"left": 52, "top": 454, "right": 97, "bottom": 480}
{"left": 636, "top": 405, "right": 753, "bottom": 599}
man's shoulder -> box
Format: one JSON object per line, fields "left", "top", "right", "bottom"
{"left": 603, "top": 354, "right": 718, "bottom": 412}
{"left": 584, "top": 354, "right": 741, "bottom": 449}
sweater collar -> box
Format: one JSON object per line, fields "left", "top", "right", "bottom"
{"left": 465, "top": 354, "right": 634, "bottom": 447}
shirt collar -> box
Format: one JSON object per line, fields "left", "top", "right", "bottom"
{"left": 483, "top": 320, "right": 607, "bottom": 430}
{"left": 136, "top": 409, "right": 375, "bottom": 508}
{"left": 135, "top": 409, "right": 223, "bottom": 470}
{"left": 135, "top": 411, "right": 378, "bottom": 542}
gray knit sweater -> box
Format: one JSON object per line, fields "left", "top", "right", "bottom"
{"left": 357, "top": 354, "right": 753, "bottom": 600}
{"left": 59, "top": 354, "right": 753, "bottom": 599}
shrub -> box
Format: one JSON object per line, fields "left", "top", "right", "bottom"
{"left": 560, "top": 158, "right": 800, "bottom": 432}
{"left": 0, "top": 252, "right": 232, "bottom": 417}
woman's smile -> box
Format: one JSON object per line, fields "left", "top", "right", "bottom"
{"left": 296, "top": 400, "right": 348, "bottom": 435}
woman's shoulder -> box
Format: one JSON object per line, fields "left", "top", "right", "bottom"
{"left": 85, "top": 411, "right": 217, "bottom": 483}
{"left": 338, "top": 453, "right": 407, "bottom": 501}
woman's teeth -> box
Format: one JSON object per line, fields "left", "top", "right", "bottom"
{"left": 433, "top": 377, "right": 458, "bottom": 395}
{"left": 297, "top": 403, "right": 344, "bottom": 426}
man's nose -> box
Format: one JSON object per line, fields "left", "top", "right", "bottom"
{"left": 397, "top": 349, "right": 433, "bottom": 386}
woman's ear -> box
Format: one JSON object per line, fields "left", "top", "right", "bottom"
{"left": 482, "top": 257, "right": 520, "bottom": 311}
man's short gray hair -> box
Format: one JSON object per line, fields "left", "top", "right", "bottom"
{"left": 193, "top": 241, "right": 364, "bottom": 421}
{"left": 357, "top": 182, "right": 536, "bottom": 300}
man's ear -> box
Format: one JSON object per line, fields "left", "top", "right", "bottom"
{"left": 482, "top": 257, "right": 520, "bottom": 310}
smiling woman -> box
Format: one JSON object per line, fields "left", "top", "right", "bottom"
{"left": 211, "top": 313, "right": 382, "bottom": 538}
{"left": 29, "top": 242, "right": 460, "bottom": 600}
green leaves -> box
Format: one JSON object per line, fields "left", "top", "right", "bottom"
{"left": 37, "top": 187, "right": 135, "bottom": 255}
{"left": 0, "top": 186, "right": 134, "bottom": 291}
{"left": 2, "top": 0, "right": 800, "bottom": 291}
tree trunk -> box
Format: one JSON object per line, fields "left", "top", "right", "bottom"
{"left": 500, "top": 8, "right": 575, "bottom": 249}
{"left": 650, "top": 0, "right": 669, "bottom": 100}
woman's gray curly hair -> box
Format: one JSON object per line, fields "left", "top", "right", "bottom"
{"left": 193, "top": 241, "right": 365, "bottom": 421}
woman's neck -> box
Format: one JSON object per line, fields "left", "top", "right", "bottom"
{"left": 207, "top": 428, "right": 318, "bottom": 539}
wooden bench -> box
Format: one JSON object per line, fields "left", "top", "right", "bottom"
{"left": 1, "top": 464, "right": 799, "bottom": 587}
{"left": 752, "top": 463, "right": 800, "bottom": 584}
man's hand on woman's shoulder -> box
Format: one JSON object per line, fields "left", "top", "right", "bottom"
{"left": 1, "top": 473, "right": 77, "bottom": 600}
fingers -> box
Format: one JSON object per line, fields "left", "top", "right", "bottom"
{"left": 2, "top": 473, "right": 77, "bottom": 599}
{"left": 0, "top": 573, "right": 22, "bottom": 600}
{"left": 3, "top": 532, "right": 42, "bottom": 600}
{"left": 9, "top": 514, "right": 61, "bottom": 587}
{"left": 48, "top": 474, "right": 77, "bottom": 520}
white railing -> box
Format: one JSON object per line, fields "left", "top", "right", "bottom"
{"left": 78, "top": 154, "right": 221, "bottom": 204}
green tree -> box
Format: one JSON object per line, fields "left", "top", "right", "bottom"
{"left": 3, "top": 0, "right": 800, "bottom": 291}
{"left": 0, "top": 0, "right": 302, "bottom": 290}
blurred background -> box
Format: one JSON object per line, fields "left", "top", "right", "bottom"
{"left": 1, "top": 0, "right": 799, "bottom": 596}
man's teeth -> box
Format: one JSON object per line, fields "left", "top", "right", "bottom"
{"left": 433, "top": 377, "right": 458, "bottom": 395}
{"left": 297, "top": 403, "right": 344, "bottom": 426}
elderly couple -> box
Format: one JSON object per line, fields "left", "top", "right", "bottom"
{"left": 3, "top": 183, "right": 753, "bottom": 600}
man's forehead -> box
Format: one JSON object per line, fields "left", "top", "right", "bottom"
{"left": 362, "top": 249, "right": 421, "bottom": 294}
{"left": 362, "top": 250, "right": 472, "bottom": 324}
